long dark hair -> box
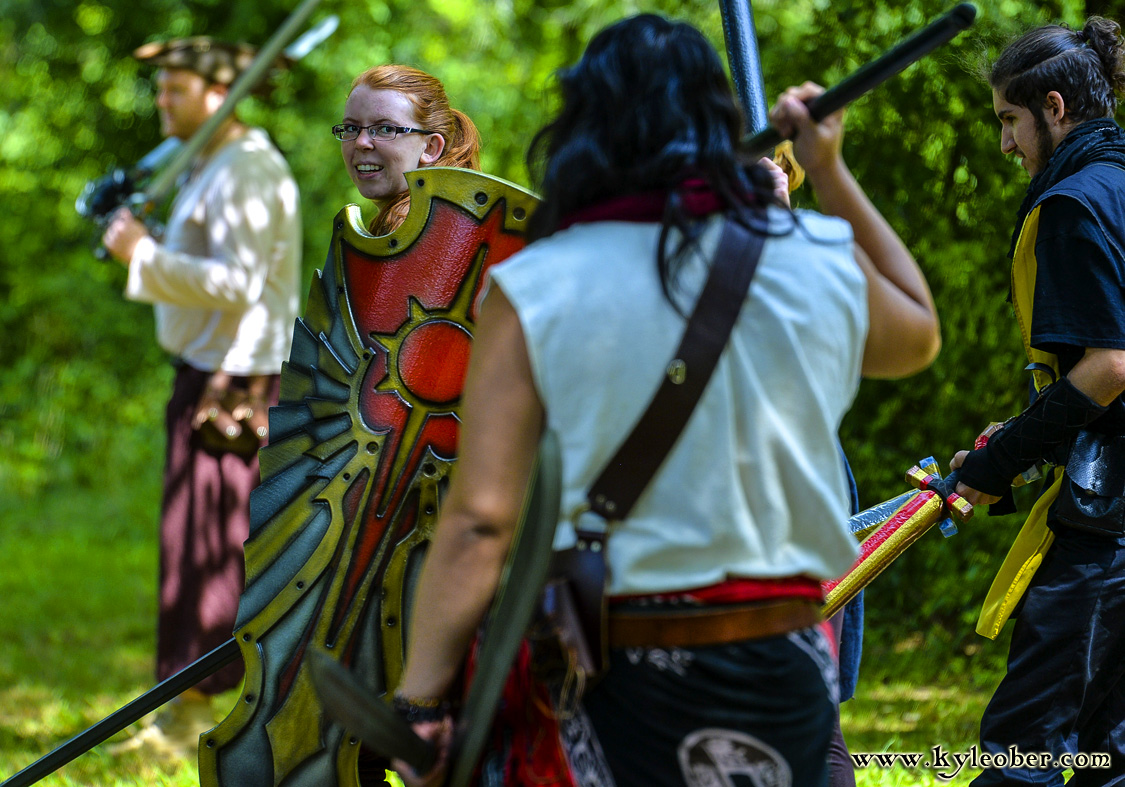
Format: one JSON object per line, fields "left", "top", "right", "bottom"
{"left": 990, "top": 16, "right": 1125, "bottom": 124}
{"left": 525, "top": 15, "right": 776, "bottom": 301}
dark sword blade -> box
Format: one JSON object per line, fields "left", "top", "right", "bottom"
{"left": 719, "top": 0, "right": 770, "bottom": 133}
{"left": 744, "top": 3, "right": 978, "bottom": 157}
{"left": 1, "top": 638, "right": 238, "bottom": 787}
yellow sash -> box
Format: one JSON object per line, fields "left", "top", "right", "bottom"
{"left": 975, "top": 205, "right": 1063, "bottom": 639}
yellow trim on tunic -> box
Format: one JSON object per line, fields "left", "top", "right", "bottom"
{"left": 975, "top": 205, "right": 1064, "bottom": 639}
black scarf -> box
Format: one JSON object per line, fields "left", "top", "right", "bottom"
{"left": 1009, "top": 118, "right": 1125, "bottom": 258}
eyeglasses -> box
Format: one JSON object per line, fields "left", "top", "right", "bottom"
{"left": 332, "top": 123, "right": 434, "bottom": 142}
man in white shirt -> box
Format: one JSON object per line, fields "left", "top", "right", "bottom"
{"left": 101, "top": 36, "right": 301, "bottom": 759}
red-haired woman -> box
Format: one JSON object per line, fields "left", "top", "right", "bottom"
{"left": 333, "top": 64, "right": 481, "bottom": 234}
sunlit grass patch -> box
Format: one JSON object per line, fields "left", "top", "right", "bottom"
{"left": 0, "top": 482, "right": 412, "bottom": 786}
{"left": 842, "top": 669, "right": 1000, "bottom": 785}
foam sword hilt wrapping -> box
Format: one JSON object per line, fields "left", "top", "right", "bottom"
{"left": 906, "top": 464, "right": 974, "bottom": 523}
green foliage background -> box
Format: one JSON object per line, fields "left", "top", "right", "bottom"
{"left": 2, "top": 0, "right": 1122, "bottom": 678}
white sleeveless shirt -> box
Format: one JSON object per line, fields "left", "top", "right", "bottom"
{"left": 488, "top": 207, "right": 865, "bottom": 594}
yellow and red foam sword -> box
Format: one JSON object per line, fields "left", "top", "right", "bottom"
{"left": 822, "top": 457, "right": 974, "bottom": 619}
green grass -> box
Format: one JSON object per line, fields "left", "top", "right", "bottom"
{"left": 0, "top": 479, "right": 195, "bottom": 786}
{"left": 0, "top": 477, "right": 404, "bottom": 787}
{"left": 1, "top": 477, "right": 1009, "bottom": 786}
{"left": 841, "top": 623, "right": 1016, "bottom": 786}
{"left": 844, "top": 681, "right": 990, "bottom": 785}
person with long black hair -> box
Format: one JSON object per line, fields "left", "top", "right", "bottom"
{"left": 952, "top": 16, "right": 1125, "bottom": 786}
{"left": 390, "top": 14, "right": 939, "bottom": 787}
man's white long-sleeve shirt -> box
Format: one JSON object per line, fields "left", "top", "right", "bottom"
{"left": 126, "top": 127, "right": 301, "bottom": 375}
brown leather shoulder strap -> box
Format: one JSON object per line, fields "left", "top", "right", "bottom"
{"left": 587, "top": 210, "right": 767, "bottom": 520}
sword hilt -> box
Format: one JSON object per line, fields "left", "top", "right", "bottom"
{"left": 906, "top": 461, "right": 973, "bottom": 534}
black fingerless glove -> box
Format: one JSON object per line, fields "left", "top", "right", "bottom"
{"left": 958, "top": 376, "right": 1107, "bottom": 497}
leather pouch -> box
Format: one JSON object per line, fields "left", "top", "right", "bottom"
{"left": 528, "top": 529, "right": 609, "bottom": 703}
{"left": 198, "top": 419, "right": 261, "bottom": 457}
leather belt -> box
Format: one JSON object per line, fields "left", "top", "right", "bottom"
{"left": 608, "top": 598, "right": 821, "bottom": 649}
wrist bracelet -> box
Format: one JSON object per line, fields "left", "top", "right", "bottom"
{"left": 392, "top": 690, "right": 449, "bottom": 724}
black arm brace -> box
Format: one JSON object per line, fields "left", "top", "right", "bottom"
{"left": 958, "top": 376, "right": 1108, "bottom": 496}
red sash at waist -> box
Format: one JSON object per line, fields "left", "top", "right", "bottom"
{"left": 608, "top": 575, "right": 824, "bottom": 607}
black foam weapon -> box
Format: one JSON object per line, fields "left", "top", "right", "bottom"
{"left": 742, "top": 3, "right": 977, "bottom": 158}
{"left": 719, "top": 0, "right": 770, "bottom": 133}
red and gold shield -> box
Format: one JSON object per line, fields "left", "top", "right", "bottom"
{"left": 198, "top": 167, "right": 539, "bottom": 787}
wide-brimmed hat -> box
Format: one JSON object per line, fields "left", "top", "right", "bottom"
{"left": 133, "top": 36, "right": 289, "bottom": 86}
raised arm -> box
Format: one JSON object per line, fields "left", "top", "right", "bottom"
{"left": 769, "top": 82, "right": 941, "bottom": 379}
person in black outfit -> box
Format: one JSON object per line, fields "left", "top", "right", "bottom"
{"left": 953, "top": 16, "right": 1125, "bottom": 787}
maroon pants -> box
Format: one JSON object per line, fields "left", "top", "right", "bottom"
{"left": 157, "top": 364, "right": 277, "bottom": 695}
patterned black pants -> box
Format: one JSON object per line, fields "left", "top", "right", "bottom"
{"left": 581, "top": 625, "right": 838, "bottom": 787}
